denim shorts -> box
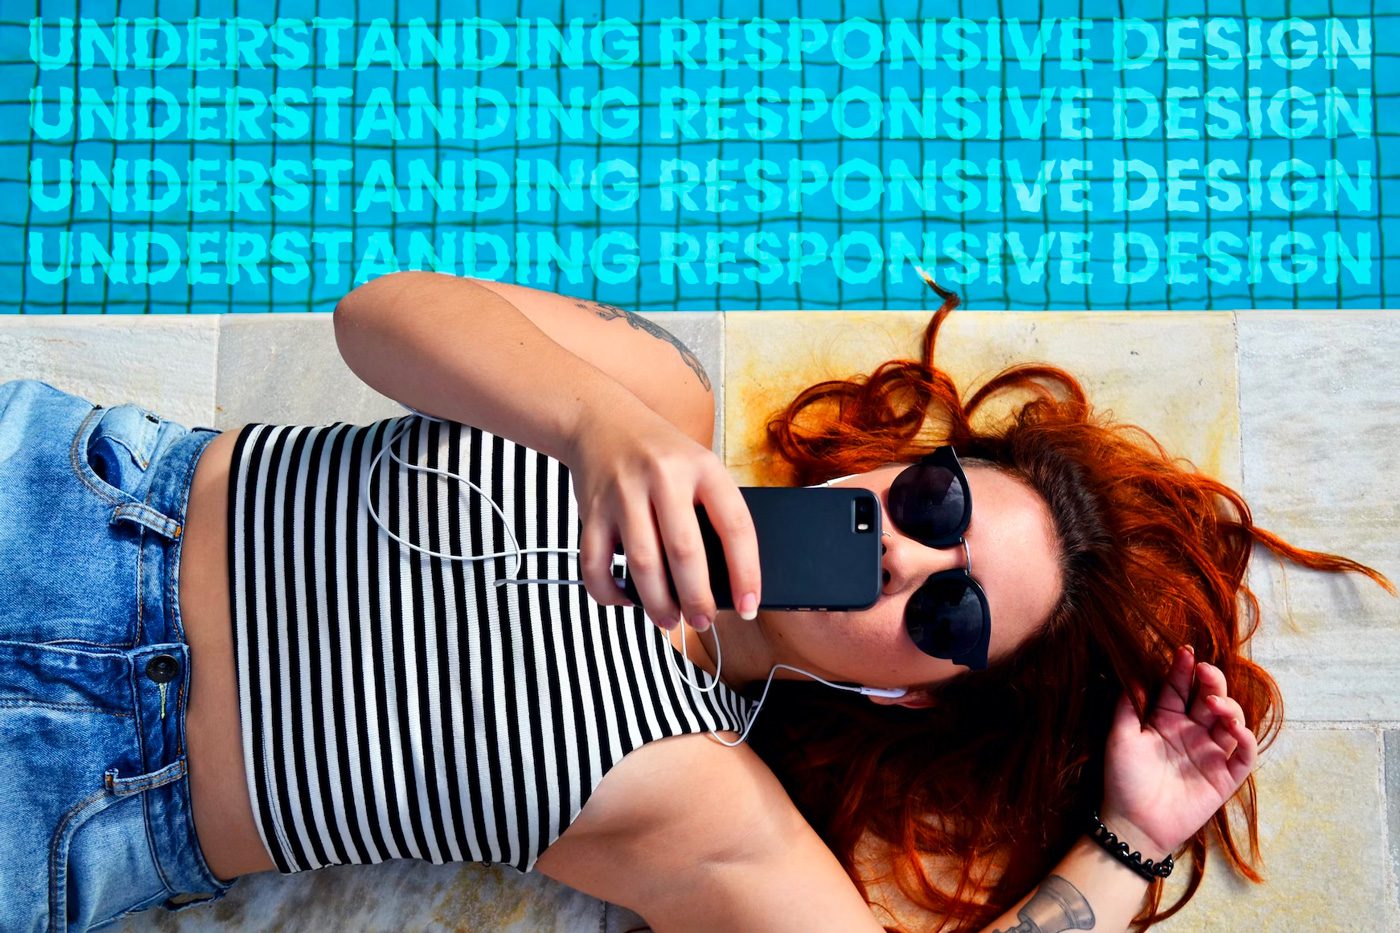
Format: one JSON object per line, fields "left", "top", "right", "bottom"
{"left": 0, "top": 378, "right": 240, "bottom": 931}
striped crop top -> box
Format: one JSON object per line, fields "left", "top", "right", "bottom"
{"left": 226, "top": 413, "right": 754, "bottom": 875}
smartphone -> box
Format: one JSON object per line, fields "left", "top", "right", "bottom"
{"left": 612, "top": 486, "right": 883, "bottom": 612}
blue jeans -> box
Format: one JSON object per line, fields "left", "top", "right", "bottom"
{"left": 0, "top": 378, "right": 240, "bottom": 931}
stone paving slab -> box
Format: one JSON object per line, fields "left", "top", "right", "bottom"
{"left": 724, "top": 311, "right": 1241, "bottom": 488}
{"left": 0, "top": 316, "right": 219, "bottom": 426}
{"left": 1157, "top": 726, "right": 1393, "bottom": 931}
{"left": 1238, "top": 312, "right": 1400, "bottom": 723}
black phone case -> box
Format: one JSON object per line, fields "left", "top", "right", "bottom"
{"left": 613, "top": 486, "right": 883, "bottom": 613}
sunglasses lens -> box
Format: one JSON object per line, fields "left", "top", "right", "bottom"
{"left": 889, "top": 462, "right": 968, "bottom": 546}
{"left": 906, "top": 575, "right": 986, "bottom": 660}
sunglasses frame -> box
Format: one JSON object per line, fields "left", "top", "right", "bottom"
{"left": 888, "top": 446, "right": 992, "bottom": 671}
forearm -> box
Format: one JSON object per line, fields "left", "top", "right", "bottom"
{"left": 333, "top": 271, "right": 643, "bottom": 466}
{"left": 981, "top": 836, "right": 1151, "bottom": 933}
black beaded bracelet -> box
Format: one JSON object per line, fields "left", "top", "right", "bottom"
{"left": 1087, "top": 812, "right": 1175, "bottom": 881}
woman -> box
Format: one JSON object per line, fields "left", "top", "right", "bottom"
{"left": 1, "top": 271, "right": 1390, "bottom": 932}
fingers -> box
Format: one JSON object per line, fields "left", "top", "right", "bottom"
{"left": 1156, "top": 645, "right": 1196, "bottom": 715}
{"left": 618, "top": 502, "right": 681, "bottom": 629}
{"left": 1186, "top": 662, "right": 1252, "bottom": 757}
{"left": 1208, "top": 716, "right": 1240, "bottom": 759}
{"left": 651, "top": 463, "right": 763, "bottom": 633}
{"left": 570, "top": 425, "right": 760, "bottom": 635}
{"left": 1111, "top": 646, "right": 1261, "bottom": 798}
{"left": 695, "top": 465, "right": 761, "bottom": 623}
{"left": 580, "top": 500, "right": 684, "bottom": 631}
{"left": 1111, "top": 685, "right": 1144, "bottom": 739}
{"left": 1202, "top": 693, "right": 1254, "bottom": 776}
{"left": 1224, "top": 714, "right": 1259, "bottom": 784}
{"left": 1187, "top": 660, "right": 1229, "bottom": 724}
{"left": 1173, "top": 654, "right": 1258, "bottom": 784}
{"left": 653, "top": 481, "right": 718, "bottom": 631}
{"left": 579, "top": 515, "right": 632, "bottom": 609}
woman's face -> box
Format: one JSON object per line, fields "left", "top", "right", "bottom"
{"left": 756, "top": 461, "right": 1064, "bottom": 704}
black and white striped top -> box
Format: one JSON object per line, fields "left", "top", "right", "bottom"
{"left": 226, "top": 414, "right": 753, "bottom": 875}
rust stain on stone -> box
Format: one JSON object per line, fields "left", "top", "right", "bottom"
{"left": 431, "top": 864, "right": 557, "bottom": 931}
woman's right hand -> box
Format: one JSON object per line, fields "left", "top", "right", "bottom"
{"left": 564, "top": 396, "right": 761, "bottom": 633}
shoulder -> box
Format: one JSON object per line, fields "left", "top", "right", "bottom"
{"left": 535, "top": 731, "right": 887, "bottom": 929}
{"left": 532, "top": 731, "right": 778, "bottom": 907}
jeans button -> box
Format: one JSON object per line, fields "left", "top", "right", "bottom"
{"left": 146, "top": 654, "right": 180, "bottom": 683}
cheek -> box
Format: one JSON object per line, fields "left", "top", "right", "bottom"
{"left": 987, "top": 606, "right": 1039, "bottom": 661}
{"left": 774, "top": 607, "right": 904, "bottom": 657}
{"left": 844, "top": 605, "right": 918, "bottom": 662}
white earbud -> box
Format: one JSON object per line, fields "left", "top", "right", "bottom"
{"left": 806, "top": 474, "right": 862, "bottom": 488}
{"left": 707, "top": 662, "right": 911, "bottom": 746}
{"left": 857, "top": 686, "right": 908, "bottom": 698}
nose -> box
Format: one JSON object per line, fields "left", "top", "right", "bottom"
{"left": 881, "top": 529, "right": 967, "bottom": 593}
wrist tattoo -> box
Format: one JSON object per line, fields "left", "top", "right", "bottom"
{"left": 990, "top": 874, "right": 1096, "bottom": 933}
{"left": 574, "top": 299, "right": 713, "bottom": 393}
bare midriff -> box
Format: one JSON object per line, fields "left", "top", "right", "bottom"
{"left": 179, "top": 424, "right": 278, "bottom": 882}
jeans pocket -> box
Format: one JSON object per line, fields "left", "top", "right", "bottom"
{"left": 80, "top": 403, "right": 163, "bottom": 503}
{"left": 51, "top": 787, "right": 170, "bottom": 931}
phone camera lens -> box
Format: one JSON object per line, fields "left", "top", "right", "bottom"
{"left": 854, "top": 497, "right": 875, "bottom": 533}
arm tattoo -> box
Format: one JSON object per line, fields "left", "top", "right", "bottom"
{"left": 990, "top": 875, "right": 1096, "bottom": 933}
{"left": 574, "top": 300, "right": 713, "bottom": 394}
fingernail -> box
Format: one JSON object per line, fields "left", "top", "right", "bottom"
{"left": 691, "top": 614, "right": 710, "bottom": 632}
{"left": 656, "top": 614, "right": 679, "bottom": 630}
{"left": 739, "top": 593, "right": 758, "bottom": 620}
{"left": 1184, "top": 644, "right": 1195, "bottom": 655}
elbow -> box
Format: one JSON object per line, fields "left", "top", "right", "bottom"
{"left": 333, "top": 272, "right": 407, "bottom": 371}
{"left": 332, "top": 271, "right": 470, "bottom": 376}
{"left": 335, "top": 270, "right": 409, "bottom": 318}
{"left": 333, "top": 271, "right": 423, "bottom": 357}
{"left": 335, "top": 270, "right": 482, "bottom": 325}
{"left": 332, "top": 285, "right": 370, "bottom": 359}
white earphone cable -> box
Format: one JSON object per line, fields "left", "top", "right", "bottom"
{"left": 366, "top": 406, "right": 904, "bottom": 746}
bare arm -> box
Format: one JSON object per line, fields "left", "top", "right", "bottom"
{"left": 462, "top": 277, "right": 714, "bottom": 416}
{"left": 983, "top": 648, "right": 1261, "bottom": 933}
{"left": 641, "top": 812, "right": 887, "bottom": 933}
{"left": 334, "top": 270, "right": 760, "bottom": 641}
{"left": 655, "top": 822, "right": 1140, "bottom": 933}
{"left": 333, "top": 271, "right": 670, "bottom": 466}
{"left": 645, "top": 815, "right": 1144, "bottom": 933}
{"left": 533, "top": 735, "right": 883, "bottom": 932}
{"left": 979, "top": 840, "right": 1148, "bottom": 933}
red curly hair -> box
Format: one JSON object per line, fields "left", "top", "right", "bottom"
{"left": 742, "top": 280, "right": 1396, "bottom": 931}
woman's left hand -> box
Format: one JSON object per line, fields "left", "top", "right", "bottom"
{"left": 1100, "top": 645, "right": 1259, "bottom": 858}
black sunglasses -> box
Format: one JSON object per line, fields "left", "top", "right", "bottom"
{"left": 886, "top": 446, "right": 991, "bottom": 671}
